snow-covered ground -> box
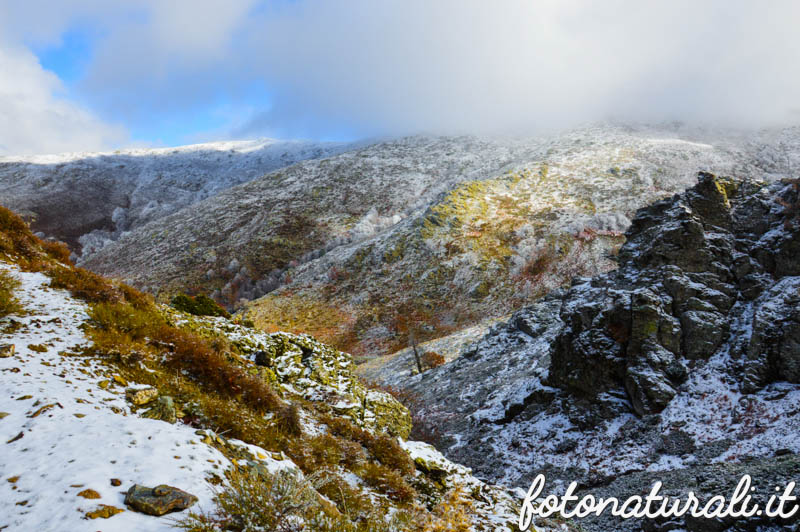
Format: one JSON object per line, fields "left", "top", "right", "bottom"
{"left": 0, "top": 264, "right": 292, "bottom": 531}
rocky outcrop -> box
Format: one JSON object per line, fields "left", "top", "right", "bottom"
{"left": 165, "top": 308, "right": 413, "bottom": 438}
{"left": 547, "top": 173, "right": 800, "bottom": 415}
{"left": 379, "top": 173, "right": 800, "bottom": 531}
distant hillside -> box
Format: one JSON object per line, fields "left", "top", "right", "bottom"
{"left": 81, "top": 124, "right": 800, "bottom": 358}
{"left": 0, "top": 138, "right": 354, "bottom": 257}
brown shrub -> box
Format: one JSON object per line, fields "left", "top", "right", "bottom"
{"left": 89, "top": 302, "right": 163, "bottom": 340}
{"left": 156, "top": 326, "right": 282, "bottom": 414}
{"left": 368, "top": 434, "right": 414, "bottom": 475}
{"left": 174, "top": 468, "right": 319, "bottom": 532}
{"left": 48, "top": 266, "right": 123, "bottom": 304}
{"left": 40, "top": 240, "right": 72, "bottom": 265}
{"left": 0, "top": 206, "right": 40, "bottom": 259}
{"left": 315, "top": 473, "right": 375, "bottom": 521}
{"left": 274, "top": 402, "right": 303, "bottom": 437}
{"left": 324, "top": 415, "right": 413, "bottom": 476}
{"left": 360, "top": 462, "right": 415, "bottom": 503}
{"left": 307, "top": 433, "right": 344, "bottom": 468}
{"left": 421, "top": 351, "right": 445, "bottom": 370}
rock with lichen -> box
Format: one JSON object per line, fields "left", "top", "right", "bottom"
{"left": 124, "top": 484, "right": 197, "bottom": 516}
{"left": 125, "top": 386, "right": 158, "bottom": 406}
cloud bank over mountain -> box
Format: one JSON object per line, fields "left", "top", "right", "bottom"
{"left": 1, "top": 0, "right": 800, "bottom": 153}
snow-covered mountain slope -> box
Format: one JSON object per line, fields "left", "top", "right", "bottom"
{"left": 368, "top": 174, "right": 800, "bottom": 531}
{"left": 0, "top": 138, "right": 355, "bottom": 257}
{"left": 81, "top": 134, "right": 547, "bottom": 303}
{"left": 31, "top": 124, "right": 800, "bottom": 360}
{"left": 242, "top": 124, "right": 795, "bottom": 358}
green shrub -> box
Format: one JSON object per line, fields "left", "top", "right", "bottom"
{"left": 171, "top": 293, "right": 230, "bottom": 318}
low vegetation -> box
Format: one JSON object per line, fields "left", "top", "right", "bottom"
{"left": 0, "top": 270, "right": 22, "bottom": 317}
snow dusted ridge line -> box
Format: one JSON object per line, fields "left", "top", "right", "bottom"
{"left": 0, "top": 263, "right": 292, "bottom": 531}
{"left": 518, "top": 474, "right": 798, "bottom": 528}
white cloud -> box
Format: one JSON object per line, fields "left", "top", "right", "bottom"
{"left": 237, "top": 0, "right": 800, "bottom": 137}
{"left": 2, "top": 0, "right": 800, "bottom": 153}
{"left": 0, "top": 44, "right": 124, "bottom": 156}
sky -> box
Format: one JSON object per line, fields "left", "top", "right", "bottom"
{"left": 1, "top": 0, "right": 800, "bottom": 155}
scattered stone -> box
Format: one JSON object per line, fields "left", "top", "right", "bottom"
{"left": 0, "top": 344, "right": 14, "bottom": 358}
{"left": 110, "top": 478, "right": 122, "bottom": 487}
{"left": 15, "top": 395, "right": 32, "bottom": 401}
{"left": 6, "top": 432, "right": 23, "bottom": 444}
{"left": 85, "top": 504, "right": 124, "bottom": 519}
{"left": 98, "top": 380, "right": 110, "bottom": 389}
{"left": 113, "top": 375, "right": 128, "bottom": 386}
{"left": 77, "top": 488, "right": 101, "bottom": 499}
{"left": 27, "top": 343, "right": 48, "bottom": 353}
{"left": 125, "top": 387, "right": 158, "bottom": 406}
{"left": 124, "top": 484, "right": 197, "bottom": 516}
{"left": 7, "top": 476, "right": 19, "bottom": 483}
{"left": 0, "top": 412, "right": 9, "bottom": 419}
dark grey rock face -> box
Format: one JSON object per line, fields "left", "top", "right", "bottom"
{"left": 548, "top": 173, "right": 799, "bottom": 415}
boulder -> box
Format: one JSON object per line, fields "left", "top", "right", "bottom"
{"left": 124, "top": 484, "right": 197, "bottom": 516}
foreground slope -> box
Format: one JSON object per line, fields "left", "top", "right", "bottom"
{"left": 373, "top": 173, "right": 800, "bottom": 531}
{"left": 0, "top": 139, "right": 353, "bottom": 258}
{"left": 0, "top": 206, "right": 539, "bottom": 531}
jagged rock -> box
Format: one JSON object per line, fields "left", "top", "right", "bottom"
{"left": 141, "top": 396, "right": 177, "bottom": 424}
{"left": 124, "top": 484, "right": 197, "bottom": 516}
{"left": 125, "top": 387, "right": 158, "bottom": 406}
{"left": 0, "top": 344, "right": 15, "bottom": 358}
{"left": 742, "top": 277, "right": 800, "bottom": 392}
{"left": 548, "top": 173, "right": 799, "bottom": 415}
